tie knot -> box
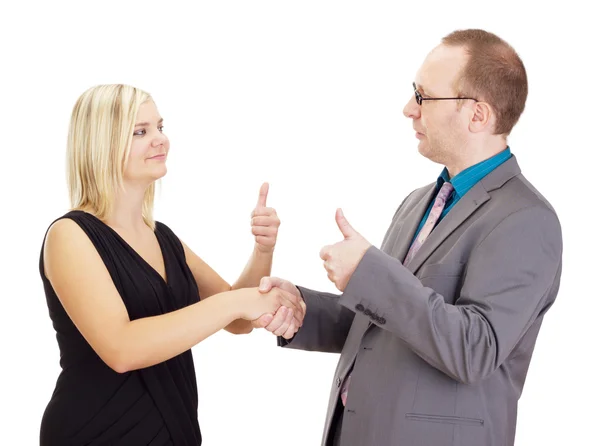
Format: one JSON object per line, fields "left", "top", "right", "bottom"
{"left": 438, "top": 181, "right": 454, "bottom": 201}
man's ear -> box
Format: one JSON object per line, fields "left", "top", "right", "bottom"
{"left": 469, "top": 101, "right": 494, "bottom": 133}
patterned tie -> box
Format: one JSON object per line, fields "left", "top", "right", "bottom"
{"left": 340, "top": 373, "right": 351, "bottom": 406}
{"left": 403, "top": 181, "right": 454, "bottom": 266}
{"left": 339, "top": 182, "right": 454, "bottom": 407}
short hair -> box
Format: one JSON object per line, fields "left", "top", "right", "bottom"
{"left": 66, "top": 84, "right": 156, "bottom": 228}
{"left": 442, "top": 29, "right": 528, "bottom": 135}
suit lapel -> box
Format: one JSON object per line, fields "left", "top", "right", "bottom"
{"left": 404, "top": 155, "right": 522, "bottom": 273}
{"left": 391, "top": 184, "right": 437, "bottom": 262}
{"left": 404, "top": 182, "right": 490, "bottom": 273}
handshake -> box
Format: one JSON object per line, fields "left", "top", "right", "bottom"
{"left": 249, "top": 276, "right": 306, "bottom": 340}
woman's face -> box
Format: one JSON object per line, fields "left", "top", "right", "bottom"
{"left": 123, "top": 100, "right": 170, "bottom": 185}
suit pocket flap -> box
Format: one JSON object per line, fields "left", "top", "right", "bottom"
{"left": 406, "top": 413, "right": 484, "bottom": 427}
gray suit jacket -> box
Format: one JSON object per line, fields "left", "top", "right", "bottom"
{"left": 279, "top": 156, "right": 562, "bottom": 446}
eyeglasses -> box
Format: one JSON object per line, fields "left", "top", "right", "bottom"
{"left": 413, "top": 82, "right": 478, "bottom": 106}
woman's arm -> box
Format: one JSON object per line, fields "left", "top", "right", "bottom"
{"left": 44, "top": 219, "right": 301, "bottom": 373}
{"left": 182, "top": 241, "right": 279, "bottom": 334}
{"left": 183, "top": 183, "right": 292, "bottom": 335}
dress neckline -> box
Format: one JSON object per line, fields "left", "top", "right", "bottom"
{"left": 71, "top": 210, "right": 170, "bottom": 286}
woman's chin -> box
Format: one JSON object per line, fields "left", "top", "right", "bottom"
{"left": 150, "top": 165, "right": 167, "bottom": 180}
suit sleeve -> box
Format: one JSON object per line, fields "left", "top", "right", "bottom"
{"left": 338, "top": 206, "right": 562, "bottom": 384}
{"left": 277, "top": 286, "right": 355, "bottom": 353}
{"left": 275, "top": 194, "right": 415, "bottom": 353}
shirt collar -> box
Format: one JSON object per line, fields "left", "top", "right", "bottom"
{"left": 436, "top": 146, "right": 512, "bottom": 199}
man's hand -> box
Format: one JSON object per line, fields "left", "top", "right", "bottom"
{"left": 252, "top": 277, "right": 306, "bottom": 339}
{"left": 251, "top": 183, "right": 280, "bottom": 253}
{"left": 319, "top": 209, "right": 372, "bottom": 292}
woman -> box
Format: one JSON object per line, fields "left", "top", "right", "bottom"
{"left": 39, "top": 84, "right": 303, "bottom": 445}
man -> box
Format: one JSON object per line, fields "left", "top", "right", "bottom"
{"left": 255, "top": 29, "right": 562, "bottom": 446}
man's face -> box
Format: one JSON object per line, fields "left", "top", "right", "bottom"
{"left": 403, "top": 45, "right": 472, "bottom": 166}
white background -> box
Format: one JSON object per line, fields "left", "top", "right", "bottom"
{"left": 1, "top": 1, "right": 598, "bottom": 445}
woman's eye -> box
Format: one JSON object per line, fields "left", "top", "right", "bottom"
{"left": 158, "top": 125, "right": 164, "bottom": 132}
{"left": 134, "top": 129, "right": 146, "bottom": 136}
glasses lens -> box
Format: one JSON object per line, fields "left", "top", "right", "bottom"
{"left": 412, "top": 83, "right": 422, "bottom": 105}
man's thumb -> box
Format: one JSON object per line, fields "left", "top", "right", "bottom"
{"left": 259, "top": 276, "right": 271, "bottom": 292}
{"left": 335, "top": 208, "right": 358, "bottom": 239}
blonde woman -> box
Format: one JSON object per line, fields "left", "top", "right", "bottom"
{"left": 39, "top": 84, "right": 304, "bottom": 445}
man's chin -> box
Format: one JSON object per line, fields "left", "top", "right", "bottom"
{"left": 417, "top": 140, "right": 430, "bottom": 157}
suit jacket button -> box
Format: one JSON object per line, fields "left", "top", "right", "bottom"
{"left": 355, "top": 304, "right": 365, "bottom": 312}
{"left": 336, "top": 377, "right": 342, "bottom": 387}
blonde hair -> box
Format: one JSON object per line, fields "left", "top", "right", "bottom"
{"left": 67, "top": 84, "right": 156, "bottom": 228}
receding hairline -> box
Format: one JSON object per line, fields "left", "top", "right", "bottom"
{"left": 415, "top": 44, "right": 471, "bottom": 96}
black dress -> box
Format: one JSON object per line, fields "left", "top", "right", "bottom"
{"left": 39, "top": 210, "right": 202, "bottom": 445}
